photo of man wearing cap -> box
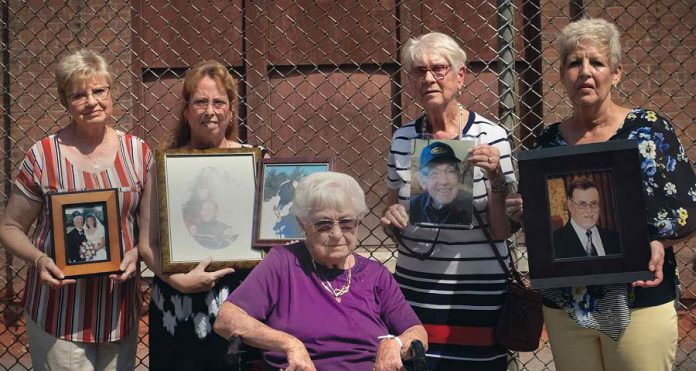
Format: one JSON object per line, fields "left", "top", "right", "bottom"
{"left": 410, "top": 141, "right": 473, "bottom": 226}
{"left": 65, "top": 209, "right": 88, "bottom": 264}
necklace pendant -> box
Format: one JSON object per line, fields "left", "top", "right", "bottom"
{"left": 335, "top": 297, "right": 341, "bottom": 303}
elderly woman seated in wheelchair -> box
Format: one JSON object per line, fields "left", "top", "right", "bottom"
{"left": 214, "top": 172, "right": 428, "bottom": 371}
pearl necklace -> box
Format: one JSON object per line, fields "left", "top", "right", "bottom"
{"left": 311, "top": 259, "right": 352, "bottom": 303}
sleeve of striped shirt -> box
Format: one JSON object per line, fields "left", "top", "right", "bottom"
{"left": 386, "top": 132, "right": 403, "bottom": 190}
{"left": 487, "top": 125, "right": 516, "bottom": 184}
{"left": 13, "top": 143, "right": 44, "bottom": 202}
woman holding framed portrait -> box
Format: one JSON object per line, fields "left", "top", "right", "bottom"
{"left": 507, "top": 18, "right": 696, "bottom": 371}
{"left": 380, "top": 32, "right": 516, "bottom": 370}
{"left": 138, "top": 60, "right": 267, "bottom": 371}
{"left": 0, "top": 49, "right": 151, "bottom": 370}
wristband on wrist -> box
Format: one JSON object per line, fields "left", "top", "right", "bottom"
{"left": 378, "top": 334, "right": 403, "bottom": 349}
{"left": 33, "top": 253, "right": 49, "bottom": 267}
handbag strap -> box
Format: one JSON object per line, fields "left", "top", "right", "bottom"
{"left": 473, "top": 208, "right": 525, "bottom": 287}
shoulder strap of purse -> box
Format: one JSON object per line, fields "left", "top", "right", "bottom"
{"left": 473, "top": 208, "right": 525, "bottom": 286}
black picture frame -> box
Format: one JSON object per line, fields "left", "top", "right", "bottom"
{"left": 48, "top": 189, "right": 123, "bottom": 278}
{"left": 518, "top": 139, "right": 652, "bottom": 288}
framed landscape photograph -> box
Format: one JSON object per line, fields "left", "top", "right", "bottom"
{"left": 48, "top": 189, "right": 123, "bottom": 278}
{"left": 518, "top": 140, "right": 653, "bottom": 288}
{"left": 254, "top": 156, "right": 334, "bottom": 246}
{"left": 409, "top": 139, "right": 475, "bottom": 229}
{"left": 157, "top": 147, "right": 264, "bottom": 273}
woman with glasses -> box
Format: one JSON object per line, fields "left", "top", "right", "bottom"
{"left": 137, "top": 60, "right": 267, "bottom": 370}
{"left": 0, "top": 49, "right": 151, "bottom": 370}
{"left": 380, "top": 32, "right": 515, "bottom": 370}
{"left": 506, "top": 18, "right": 696, "bottom": 371}
{"left": 214, "top": 172, "right": 428, "bottom": 371}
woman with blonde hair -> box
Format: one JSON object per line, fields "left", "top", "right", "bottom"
{"left": 507, "top": 18, "right": 696, "bottom": 371}
{"left": 0, "top": 49, "right": 151, "bottom": 370}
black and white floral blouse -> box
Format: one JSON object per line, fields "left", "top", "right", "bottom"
{"left": 533, "top": 108, "right": 696, "bottom": 340}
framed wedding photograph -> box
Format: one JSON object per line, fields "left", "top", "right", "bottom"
{"left": 254, "top": 156, "right": 334, "bottom": 246}
{"left": 157, "top": 147, "right": 264, "bottom": 273}
{"left": 410, "top": 139, "right": 476, "bottom": 228}
{"left": 518, "top": 140, "right": 653, "bottom": 288}
{"left": 48, "top": 189, "right": 123, "bottom": 278}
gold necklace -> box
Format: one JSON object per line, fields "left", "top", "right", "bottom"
{"left": 311, "top": 259, "right": 352, "bottom": 303}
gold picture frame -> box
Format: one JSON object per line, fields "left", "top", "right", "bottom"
{"left": 156, "top": 147, "right": 264, "bottom": 273}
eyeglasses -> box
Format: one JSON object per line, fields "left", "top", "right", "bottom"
{"left": 190, "top": 98, "right": 229, "bottom": 110}
{"left": 312, "top": 218, "right": 359, "bottom": 233}
{"left": 570, "top": 200, "right": 600, "bottom": 210}
{"left": 70, "top": 86, "right": 110, "bottom": 105}
{"left": 409, "top": 64, "right": 451, "bottom": 80}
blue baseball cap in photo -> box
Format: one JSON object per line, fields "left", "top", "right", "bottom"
{"left": 419, "top": 141, "right": 461, "bottom": 169}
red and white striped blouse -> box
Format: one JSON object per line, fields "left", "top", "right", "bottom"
{"left": 14, "top": 130, "right": 152, "bottom": 342}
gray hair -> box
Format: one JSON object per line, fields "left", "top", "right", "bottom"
{"left": 557, "top": 18, "right": 622, "bottom": 72}
{"left": 291, "top": 172, "right": 368, "bottom": 222}
{"left": 401, "top": 32, "right": 467, "bottom": 71}
{"left": 55, "top": 49, "right": 113, "bottom": 107}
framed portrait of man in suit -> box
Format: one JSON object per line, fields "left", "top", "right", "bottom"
{"left": 518, "top": 140, "right": 653, "bottom": 288}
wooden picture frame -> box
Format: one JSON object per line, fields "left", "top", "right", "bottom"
{"left": 157, "top": 147, "right": 264, "bottom": 273}
{"left": 254, "top": 156, "right": 335, "bottom": 246}
{"left": 518, "top": 140, "right": 653, "bottom": 288}
{"left": 48, "top": 189, "right": 123, "bottom": 278}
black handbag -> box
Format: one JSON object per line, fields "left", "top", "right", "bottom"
{"left": 474, "top": 210, "right": 543, "bottom": 352}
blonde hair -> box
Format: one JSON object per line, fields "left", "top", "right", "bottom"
{"left": 401, "top": 32, "right": 467, "bottom": 71}
{"left": 291, "top": 172, "right": 368, "bottom": 222}
{"left": 172, "top": 60, "right": 239, "bottom": 148}
{"left": 557, "top": 18, "right": 622, "bottom": 72}
{"left": 55, "top": 49, "right": 112, "bottom": 107}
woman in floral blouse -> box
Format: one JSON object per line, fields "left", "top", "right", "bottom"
{"left": 506, "top": 18, "right": 696, "bottom": 371}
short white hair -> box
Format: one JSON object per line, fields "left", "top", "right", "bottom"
{"left": 557, "top": 17, "right": 622, "bottom": 72}
{"left": 291, "top": 172, "right": 368, "bottom": 222}
{"left": 401, "top": 32, "right": 467, "bottom": 71}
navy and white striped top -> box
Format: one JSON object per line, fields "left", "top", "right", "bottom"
{"left": 386, "top": 111, "right": 516, "bottom": 364}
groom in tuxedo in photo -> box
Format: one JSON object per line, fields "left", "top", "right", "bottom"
{"left": 553, "top": 177, "right": 621, "bottom": 259}
{"left": 65, "top": 210, "right": 87, "bottom": 264}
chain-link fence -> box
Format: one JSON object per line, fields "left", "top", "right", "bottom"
{"left": 0, "top": 0, "right": 695, "bottom": 369}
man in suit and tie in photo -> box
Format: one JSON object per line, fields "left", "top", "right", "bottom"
{"left": 65, "top": 210, "right": 88, "bottom": 264}
{"left": 553, "top": 177, "right": 621, "bottom": 259}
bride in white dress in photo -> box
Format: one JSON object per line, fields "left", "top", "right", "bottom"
{"left": 83, "top": 213, "right": 108, "bottom": 262}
